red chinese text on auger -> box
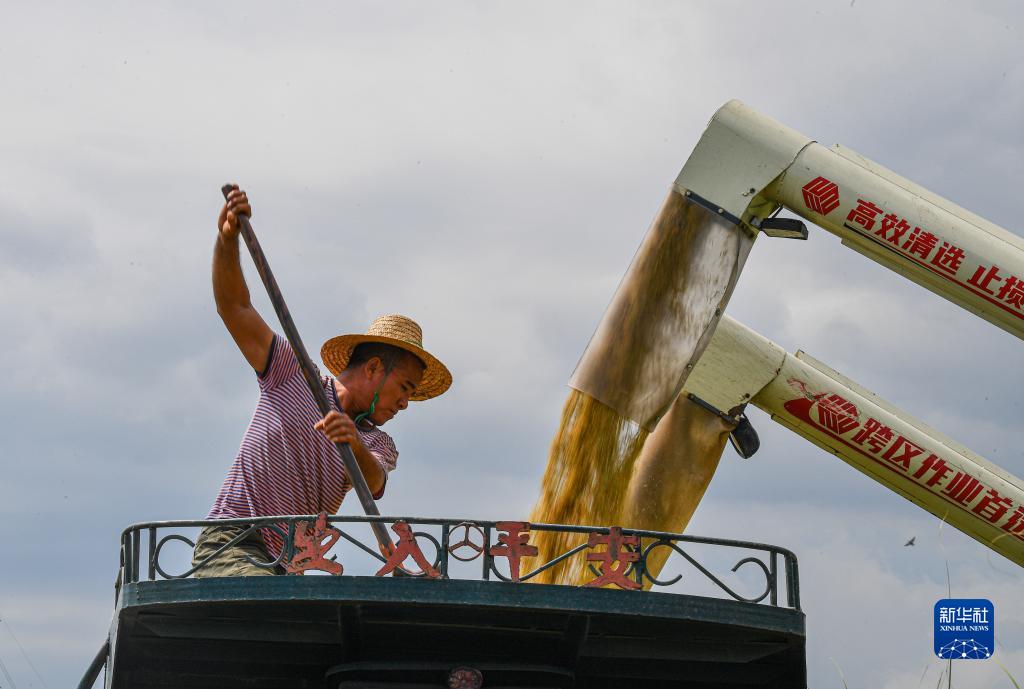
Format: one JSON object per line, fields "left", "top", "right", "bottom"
{"left": 785, "top": 383, "right": 1024, "bottom": 543}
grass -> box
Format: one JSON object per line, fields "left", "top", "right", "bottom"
{"left": 830, "top": 657, "right": 850, "bottom": 689}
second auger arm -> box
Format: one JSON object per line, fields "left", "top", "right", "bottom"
{"left": 678, "top": 315, "right": 1024, "bottom": 568}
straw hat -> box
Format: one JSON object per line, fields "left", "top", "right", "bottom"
{"left": 321, "top": 314, "right": 452, "bottom": 401}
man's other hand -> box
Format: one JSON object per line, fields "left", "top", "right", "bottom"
{"left": 314, "top": 410, "right": 385, "bottom": 494}
{"left": 314, "top": 411, "right": 361, "bottom": 447}
{"left": 218, "top": 185, "right": 252, "bottom": 240}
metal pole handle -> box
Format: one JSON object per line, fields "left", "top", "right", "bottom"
{"left": 221, "top": 185, "right": 394, "bottom": 554}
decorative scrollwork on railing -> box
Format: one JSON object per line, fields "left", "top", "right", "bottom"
{"left": 448, "top": 522, "right": 486, "bottom": 562}
{"left": 153, "top": 523, "right": 290, "bottom": 579}
{"left": 492, "top": 543, "right": 591, "bottom": 584}
{"left": 152, "top": 534, "right": 196, "bottom": 579}
{"left": 641, "top": 540, "right": 772, "bottom": 604}
{"left": 121, "top": 515, "right": 800, "bottom": 610}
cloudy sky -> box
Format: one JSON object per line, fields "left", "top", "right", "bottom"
{"left": 1, "top": 1, "right": 1022, "bottom": 687}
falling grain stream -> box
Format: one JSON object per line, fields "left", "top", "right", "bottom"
{"left": 529, "top": 188, "right": 753, "bottom": 585}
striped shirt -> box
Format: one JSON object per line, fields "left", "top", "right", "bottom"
{"left": 207, "top": 335, "right": 398, "bottom": 558}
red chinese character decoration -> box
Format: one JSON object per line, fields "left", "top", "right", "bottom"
{"left": 376, "top": 521, "right": 441, "bottom": 578}
{"left": 973, "top": 489, "right": 1014, "bottom": 524}
{"left": 876, "top": 212, "right": 910, "bottom": 244}
{"left": 881, "top": 436, "right": 924, "bottom": 472}
{"left": 931, "top": 241, "right": 965, "bottom": 275}
{"left": 584, "top": 527, "right": 641, "bottom": 590}
{"left": 901, "top": 227, "right": 939, "bottom": 260}
{"left": 912, "top": 454, "right": 954, "bottom": 487}
{"left": 287, "top": 512, "right": 343, "bottom": 575}
{"left": 942, "top": 472, "right": 985, "bottom": 506}
{"left": 997, "top": 276, "right": 1024, "bottom": 310}
{"left": 1003, "top": 507, "right": 1024, "bottom": 537}
{"left": 968, "top": 265, "right": 1004, "bottom": 295}
{"left": 851, "top": 417, "right": 894, "bottom": 454}
{"left": 846, "top": 199, "right": 884, "bottom": 231}
{"left": 489, "top": 521, "right": 538, "bottom": 582}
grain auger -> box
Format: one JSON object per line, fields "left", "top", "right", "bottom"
{"left": 531, "top": 100, "right": 1024, "bottom": 579}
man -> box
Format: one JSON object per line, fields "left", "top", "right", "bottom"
{"left": 192, "top": 186, "right": 451, "bottom": 577}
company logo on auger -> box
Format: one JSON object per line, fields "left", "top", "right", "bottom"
{"left": 934, "top": 599, "right": 994, "bottom": 660}
{"left": 801, "top": 176, "right": 841, "bottom": 215}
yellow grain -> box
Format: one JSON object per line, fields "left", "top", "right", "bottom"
{"left": 527, "top": 390, "right": 648, "bottom": 584}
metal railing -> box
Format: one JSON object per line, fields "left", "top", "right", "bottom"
{"left": 119, "top": 515, "right": 800, "bottom": 609}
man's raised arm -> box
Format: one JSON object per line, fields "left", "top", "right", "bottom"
{"left": 213, "top": 186, "right": 274, "bottom": 372}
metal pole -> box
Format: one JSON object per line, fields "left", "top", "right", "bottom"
{"left": 221, "top": 185, "right": 394, "bottom": 554}
{"left": 131, "top": 529, "right": 141, "bottom": 583}
{"left": 147, "top": 527, "right": 156, "bottom": 581}
{"left": 76, "top": 641, "right": 108, "bottom": 689}
{"left": 120, "top": 533, "right": 132, "bottom": 585}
